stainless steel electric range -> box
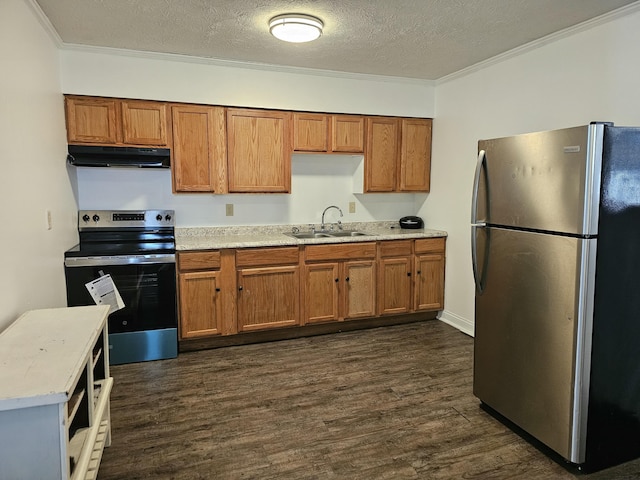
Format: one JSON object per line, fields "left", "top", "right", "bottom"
{"left": 64, "top": 209, "right": 177, "bottom": 365}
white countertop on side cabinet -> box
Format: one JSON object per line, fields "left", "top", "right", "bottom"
{"left": 0, "top": 305, "right": 109, "bottom": 411}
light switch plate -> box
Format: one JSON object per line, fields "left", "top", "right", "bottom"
{"left": 225, "top": 204, "right": 234, "bottom": 216}
{"left": 349, "top": 202, "right": 356, "bottom": 213}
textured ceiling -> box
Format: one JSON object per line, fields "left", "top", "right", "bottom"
{"left": 35, "top": 0, "right": 637, "bottom": 80}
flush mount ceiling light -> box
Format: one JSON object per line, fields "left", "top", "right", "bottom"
{"left": 269, "top": 14, "right": 324, "bottom": 43}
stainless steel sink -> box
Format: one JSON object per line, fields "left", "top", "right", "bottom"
{"left": 286, "top": 232, "right": 333, "bottom": 239}
{"left": 286, "top": 230, "right": 374, "bottom": 239}
{"left": 326, "top": 230, "right": 372, "bottom": 237}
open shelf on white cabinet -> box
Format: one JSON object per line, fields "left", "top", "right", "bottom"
{"left": 0, "top": 305, "right": 112, "bottom": 480}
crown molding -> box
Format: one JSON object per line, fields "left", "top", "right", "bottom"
{"left": 436, "top": 1, "right": 640, "bottom": 85}
{"left": 24, "top": 0, "right": 63, "bottom": 47}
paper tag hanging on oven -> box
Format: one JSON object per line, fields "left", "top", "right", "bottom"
{"left": 85, "top": 274, "right": 125, "bottom": 314}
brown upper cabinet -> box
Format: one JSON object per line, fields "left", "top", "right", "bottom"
{"left": 365, "top": 116, "right": 401, "bottom": 192}
{"left": 227, "top": 108, "right": 292, "bottom": 193}
{"left": 399, "top": 118, "right": 432, "bottom": 192}
{"left": 65, "top": 95, "right": 169, "bottom": 147}
{"left": 293, "top": 113, "right": 365, "bottom": 153}
{"left": 64, "top": 95, "right": 432, "bottom": 196}
{"left": 171, "top": 104, "right": 227, "bottom": 193}
{"left": 364, "top": 117, "right": 432, "bottom": 193}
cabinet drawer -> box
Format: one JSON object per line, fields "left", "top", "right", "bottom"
{"left": 378, "top": 240, "right": 413, "bottom": 257}
{"left": 305, "top": 242, "right": 376, "bottom": 262}
{"left": 236, "top": 247, "right": 299, "bottom": 267}
{"left": 178, "top": 251, "right": 221, "bottom": 271}
{"left": 415, "top": 237, "right": 446, "bottom": 254}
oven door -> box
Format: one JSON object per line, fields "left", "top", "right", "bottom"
{"left": 64, "top": 255, "right": 177, "bottom": 364}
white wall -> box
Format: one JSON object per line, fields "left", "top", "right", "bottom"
{"left": 61, "top": 50, "right": 435, "bottom": 227}
{"left": 0, "top": 0, "right": 77, "bottom": 331}
{"left": 426, "top": 6, "right": 640, "bottom": 335}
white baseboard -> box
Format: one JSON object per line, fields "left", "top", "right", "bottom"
{"left": 437, "top": 310, "right": 474, "bottom": 337}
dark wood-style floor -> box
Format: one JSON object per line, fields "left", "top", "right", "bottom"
{"left": 98, "top": 320, "right": 640, "bottom": 479}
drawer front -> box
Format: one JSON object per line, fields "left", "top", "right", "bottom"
{"left": 305, "top": 242, "right": 376, "bottom": 262}
{"left": 178, "top": 251, "right": 221, "bottom": 271}
{"left": 378, "top": 240, "right": 413, "bottom": 257}
{"left": 236, "top": 247, "right": 300, "bottom": 267}
{"left": 415, "top": 237, "right": 446, "bottom": 254}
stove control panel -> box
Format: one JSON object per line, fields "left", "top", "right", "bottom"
{"left": 78, "top": 210, "right": 175, "bottom": 229}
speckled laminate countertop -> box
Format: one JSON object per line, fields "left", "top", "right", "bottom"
{"left": 176, "top": 221, "right": 447, "bottom": 250}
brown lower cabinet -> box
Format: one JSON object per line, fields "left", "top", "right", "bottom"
{"left": 302, "top": 242, "right": 377, "bottom": 324}
{"left": 177, "top": 251, "right": 223, "bottom": 338}
{"left": 414, "top": 237, "right": 446, "bottom": 311}
{"left": 235, "top": 247, "right": 300, "bottom": 332}
{"left": 378, "top": 240, "right": 414, "bottom": 315}
{"left": 177, "top": 237, "right": 445, "bottom": 343}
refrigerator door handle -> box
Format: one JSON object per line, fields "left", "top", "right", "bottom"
{"left": 471, "top": 149, "right": 486, "bottom": 226}
{"left": 471, "top": 225, "right": 485, "bottom": 293}
{"left": 472, "top": 150, "right": 486, "bottom": 293}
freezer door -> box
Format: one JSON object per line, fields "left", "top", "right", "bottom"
{"left": 477, "top": 124, "right": 604, "bottom": 235}
{"left": 473, "top": 227, "right": 596, "bottom": 463}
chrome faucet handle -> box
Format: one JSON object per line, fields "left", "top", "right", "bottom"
{"left": 337, "top": 220, "right": 343, "bottom": 230}
{"left": 292, "top": 226, "right": 300, "bottom": 234}
{"left": 308, "top": 224, "right": 316, "bottom": 233}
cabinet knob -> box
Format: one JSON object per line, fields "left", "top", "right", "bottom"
{"left": 238, "top": 286, "right": 243, "bottom": 291}
{"left": 417, "top": 270, "right": 421, "bottom": 275}
{"left": 345, "top": 277, "right": 350, "bottom": 282}
{"left": 335, "top": 278, "right": 339, "bottom": 283}
{"left": 407, "top": 272, "right": 411, "bottom": 277}
{"left": 215, "top": 288, "right": 221, "bottom": 292}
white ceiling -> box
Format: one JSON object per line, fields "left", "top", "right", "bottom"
{"left": 35, "top": 0, "right": 638, "bottom": 81}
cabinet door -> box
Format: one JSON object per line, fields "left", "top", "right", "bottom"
{"left": 343, "top": 260, "right": 376, "bottom": 319}
{"left": 172, "top": 105, "right": 227, "bottom": 193}
{"left": 414, "top": 253, "right": 445, "bottom": 311}
{"left": 378, "top": 256, "right": 412, "bottom": 315}
{"left": 293, "top": 113, "right": 328, "bottom": 152}
{"left": 65, "top": 96, "right": 118, "bottom": 144}
{"left": 399, "top": 118, "right": 432, "bottom": 192}
{"left": 332, "top": 115, "right": 365, "bottom": 153}
{"left": 237, "top": 265, "right": 299, "bottom": 331}
{"left": 365, "top": 116, "right": 400, "bottom": 192}
{"left": 179, "top": 271, "right": 222, "bottom": 338}
{"left": 121, "top": 100, "right": 169, "bottom": 146}
{"left": 227, "top": 108, "right": 291, "bottom": 193}
{"left": 303, "top": 262, "right": 340, "bottom": 324}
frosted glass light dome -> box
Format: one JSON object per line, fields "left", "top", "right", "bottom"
{"left": 269, "top": 14, "right": 323, "bottom": 43}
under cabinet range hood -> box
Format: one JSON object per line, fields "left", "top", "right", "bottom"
{"left": 67, "top": 145, "right": 171, "bottom": 168}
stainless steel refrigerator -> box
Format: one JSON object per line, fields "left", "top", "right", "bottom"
{"left": 471, "top": 122, "right": 640, "bottom": 472}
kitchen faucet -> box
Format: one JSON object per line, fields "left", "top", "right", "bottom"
{"left": 321, "top": 205, "right": 343, "bottom": 231}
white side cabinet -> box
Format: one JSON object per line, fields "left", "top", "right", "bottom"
{"left": 0, "top": 305, "right": 113, "bottom": 480}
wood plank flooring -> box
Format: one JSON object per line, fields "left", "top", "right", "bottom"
{"left": 98, "top": 320, "right": 640, "bottom": 479}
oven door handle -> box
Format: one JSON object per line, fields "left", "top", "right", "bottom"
{"left": 64, "top": 254, "right": 176, "bottom": 267}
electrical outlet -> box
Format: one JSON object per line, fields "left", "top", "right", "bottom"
{"left": 46, "top": 210, "right": 52, "bottom": 230}
{"left": 349, "top": 202, "right": 356, "bottom": 213}
{"left": 225, "top": 204, "right": 234, "bottom": 216}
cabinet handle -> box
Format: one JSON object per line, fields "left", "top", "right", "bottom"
{"left": 335, "top": 278, "right": 339, "bottom": 283}
{"left": 238, "top": 286, "right": 243, "bottom": 291}
{"left": 215, "top": 287, "right": 221, "bottom": 292}
{"left": 407, "top": 272, "right": 411, "bottom": 277}
{"left": 345, "top": 277, "right": 350, "bottom": 282}
{"left": 417, "top": 271, "right": 421, "bottom": 275}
